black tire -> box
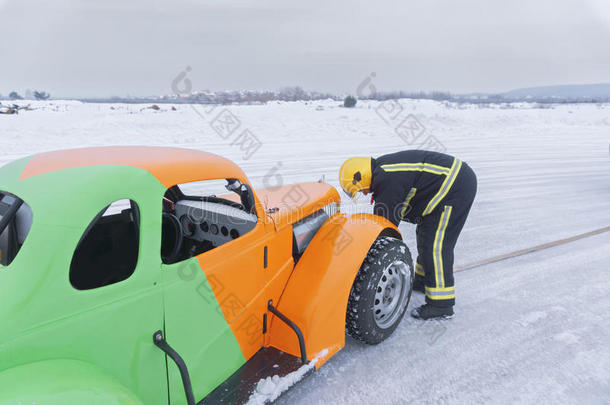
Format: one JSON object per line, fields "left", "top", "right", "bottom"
{"left": 346, "top": 236, "right": 414, "bottom": 345}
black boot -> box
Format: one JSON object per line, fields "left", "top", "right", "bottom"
{"left": 412, "top": 276, "right": 425, "bottom": 293}
{"left": 411, "top": 303, "right": 454, "bottom": 320}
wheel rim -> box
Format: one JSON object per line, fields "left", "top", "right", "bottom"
{"left": 373, "top": 260, "right": 411, "bottom": 329}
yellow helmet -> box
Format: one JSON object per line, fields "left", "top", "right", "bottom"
{"left": 339, "top": 157, "right": 372, "bottom": 200}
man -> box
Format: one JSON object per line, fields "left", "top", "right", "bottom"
{"left": 339, "top": 150, "right": 477, "bottom": 320}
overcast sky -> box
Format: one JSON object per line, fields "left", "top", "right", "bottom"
{"left": 1, "top": 0, "right": 609, "bottom": 98}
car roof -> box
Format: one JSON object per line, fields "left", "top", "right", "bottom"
{"left": 18, "top": 146, "right": 249, "bottom": 187}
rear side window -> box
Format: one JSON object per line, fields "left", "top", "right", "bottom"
{"left": 70, "top": 200, "right": 140, "bottom": 290}
{"left": 0, "top": 191, "right": 33, "bottom": 267}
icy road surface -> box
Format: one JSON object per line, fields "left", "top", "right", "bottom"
{"left": 1, "top": 99, "right": 609, "bottom": 404}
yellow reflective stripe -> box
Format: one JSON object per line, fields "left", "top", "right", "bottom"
{"left": 380, "top": 163, "right": 450, "bottom": 176}
{"left": 426, "top": 293, "right": 456, "bottom": 300}
{"left": 433, "top": 205, "right": 452, "bottom": 288}
{"left": 400, "top": 187, "right": 417, "bottom": 218}
{"left": 426, "top": 285, "right": 455, "bottom": 300}
{"left": 415, "top": 262, "right": 425, "bottom": 276}
{"left": 422, "top": 158, "right": 462, "bottom": 216}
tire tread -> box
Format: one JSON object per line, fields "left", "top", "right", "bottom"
{"left": 346, "top": 236, "right": 413, "bottom": 344}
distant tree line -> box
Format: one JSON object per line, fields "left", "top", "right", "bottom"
{"left": 154, "top": 88, "right": 610, "bottom": 105}
{"left": 357, "top": 90, "right": 610, "bottom": 104}
{"left": 154, "top": 86, "right": 340, "bottom": 105}
{"left": 6, "top": 85, "right": 605, "bottom": 105}
{"left": 1, "top": 90, "right": 51, "bottom": 100}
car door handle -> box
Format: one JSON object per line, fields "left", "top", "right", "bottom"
{"left": 153, "top": 330, "right": 196, "bottom": 405}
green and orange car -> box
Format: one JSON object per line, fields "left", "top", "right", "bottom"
{"left": 0, "top": 146, "right": 414, "bottom": 404}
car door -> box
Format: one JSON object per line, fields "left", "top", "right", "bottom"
{"left": 160, "top": 179, "right": 294, "bottom": 403}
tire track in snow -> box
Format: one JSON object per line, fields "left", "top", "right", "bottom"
{"left": 455, "top": 225, "right": 610, "bottom": 272}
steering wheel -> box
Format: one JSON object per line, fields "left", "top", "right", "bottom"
{"left": 161, "top": 212, "right": 183, "bottom": 264}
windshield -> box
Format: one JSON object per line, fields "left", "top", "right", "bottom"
{"left": 0, "top": 191, "right": 33, "bottom": 267}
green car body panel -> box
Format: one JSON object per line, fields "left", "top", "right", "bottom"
{"left": 0, "top": 157, "right": 244, "bottom": 404}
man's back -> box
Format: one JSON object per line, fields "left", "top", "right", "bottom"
{"left": 371, "top": 150, "right": 461, "bottom": 225}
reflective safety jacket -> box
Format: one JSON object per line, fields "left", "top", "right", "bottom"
{"left": 371, "top": 150, "right": 463, "bottom": 226}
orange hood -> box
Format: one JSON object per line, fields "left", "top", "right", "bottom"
{"left": 256, "top": 182, "right": 340, "bottom": 230}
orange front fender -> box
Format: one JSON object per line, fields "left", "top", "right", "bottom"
{"left": 267, "top": 213, "right": 401, "bottom": 367}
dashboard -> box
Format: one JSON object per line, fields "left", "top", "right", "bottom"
{"left": 174, "top": 199, "right": 257, "bottom": 247}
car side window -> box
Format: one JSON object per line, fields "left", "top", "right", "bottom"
{"left": 70, "top": 199, "right": 140, "bottom": 290}
{"left": 161, "top": 179, "right": 257, "bottom": 264}
{"left": 0, "top": 191, "right": 33, "bottom": 267}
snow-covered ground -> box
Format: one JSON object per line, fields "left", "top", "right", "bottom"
{"left": 1, "top": 99, "right": 609, "bottom": 403}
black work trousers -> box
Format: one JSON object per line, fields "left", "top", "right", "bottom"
{"left": 414, "top": 162, "right": 477, "bottom": 307}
